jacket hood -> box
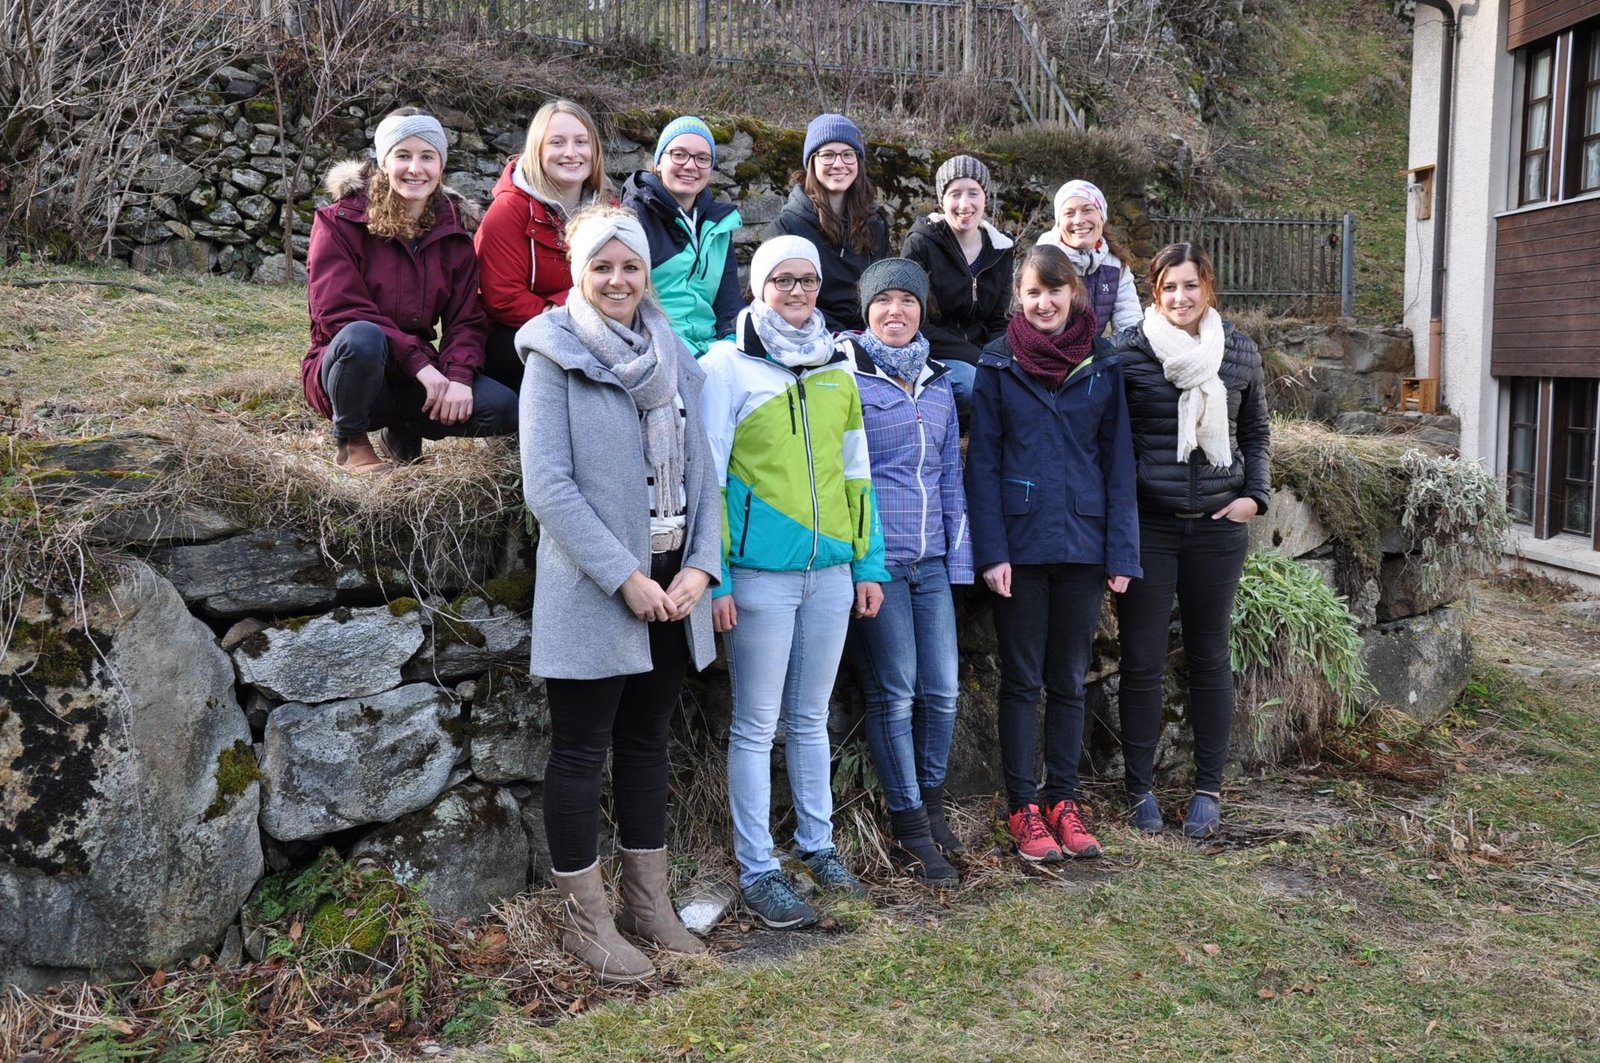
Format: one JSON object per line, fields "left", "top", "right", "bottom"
{"left": 917, "top": 212, "right": 1015, "bottom": 251}
{"left": 493, "top": 155, "right": 574, "bottom": 216}
{"left": 322, "top": 158, "right": 482, "bottom": 230}
{"left": 623, "top": 170, "right": 735, "bottom": 223}
{"left": 780, "top": 184, "right": 821, "bottom": 222}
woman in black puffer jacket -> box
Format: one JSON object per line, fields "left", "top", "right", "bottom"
{"left": 1112, "top": 242, "right": 1270, "bottom": 841}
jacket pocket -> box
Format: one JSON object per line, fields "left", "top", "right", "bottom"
{"left": 1073, "top": 492, "right": 1105, "bottom": 517}
{"left": 1001, "top": 477, "right": 1035, "bottom": 516}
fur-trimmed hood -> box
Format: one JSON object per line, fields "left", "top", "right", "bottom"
{"left": 322, "top": 158, "right": 482, "bottom": 231}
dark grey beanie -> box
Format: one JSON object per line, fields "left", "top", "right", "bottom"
{"left": 935, "top": 154, "right": 990, "bottom": 197}
{"left": 858, "top": 257, "right": 929, "bottom": 319}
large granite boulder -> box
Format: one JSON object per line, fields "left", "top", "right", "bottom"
{"left": 1362, "top": 600, "right": 1472, "bottom": 723}
{"left": 258, "top": 683, "right": 462, "bottom": 840}
{"left": 1376, "top": 556, "right": 1469, "bottom": 622}
{"left": 1249, "top": 488, "right": 1331, "bottom": 559}
{"left": 469, "top": 668, "right": 552, "bottom": 785}
{"left": 403, "top": 594, "right": 531, "bottom": 685}
{"left": 0, "top": 563, "right": 261, "bottom": 989}
{"left": 351, "top": 781, "right": 528, "bottom": 923}
{"left": 233, "top": 603, "right": 424, "bottom": 703}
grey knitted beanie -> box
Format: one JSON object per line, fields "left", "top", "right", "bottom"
{"left": 858, "top": 257, "right": 929, "bottom": 319}
{"left": 935, "top": 155, "right": 990, "bottom": 197}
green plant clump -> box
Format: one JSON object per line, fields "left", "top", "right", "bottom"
{"left": 1230, "top": 550, "right": 1373, "bottom": 763}
{"left": 1400, "top": 449, "right": 1512, "bottom": 594}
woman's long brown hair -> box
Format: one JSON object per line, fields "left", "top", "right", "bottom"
{"left": 790, "top": 161, "right": 880, "bottom": 256}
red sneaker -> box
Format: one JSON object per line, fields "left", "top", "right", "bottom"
{"left": 1007, "top": 804, "right": 1063, "bottom": 863}
{"left": 1042, "top": 799, "right": 1103, "bottom": 858}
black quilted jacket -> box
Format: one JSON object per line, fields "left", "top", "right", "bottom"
{"left": 1112, "top": 321, "right": 1272, "bottom": 516}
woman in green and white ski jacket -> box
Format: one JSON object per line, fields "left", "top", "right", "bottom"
{"left": 700, "top": 234, "right": 888, "bottom": 929}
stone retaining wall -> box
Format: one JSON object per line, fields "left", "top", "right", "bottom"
{"left": 0, "top": 434, "right": 1473, "bottom": 989}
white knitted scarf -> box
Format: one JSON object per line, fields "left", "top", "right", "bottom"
{"left": 1141, "top": 305, "right": 1231, "bottom": 469}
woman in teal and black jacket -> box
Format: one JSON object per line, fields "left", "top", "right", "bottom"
{"left": 622, "top": 116, "right": 744, "bottom": 355}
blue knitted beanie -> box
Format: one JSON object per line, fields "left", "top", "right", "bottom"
{"left": 654, "top": 116, "right": 717, "bottom": 166}
{"left": 803, "top": 114, "right": 866, "bottom": 166}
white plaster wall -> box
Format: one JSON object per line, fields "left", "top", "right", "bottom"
{"left": 1405, "top": 2, "right": 1510, "bottom": 468}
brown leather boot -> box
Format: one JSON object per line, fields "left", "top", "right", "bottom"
{"left": 615, "top": 847, "right": 708, "bottom": 955}
{"left": 552, "top": 861, "right": 655, "bottom": 982}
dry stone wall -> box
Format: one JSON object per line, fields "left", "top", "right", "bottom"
{"left": 0, "top": 432, "right": 1474, "bottom": 989}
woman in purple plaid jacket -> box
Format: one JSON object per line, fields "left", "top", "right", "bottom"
{"left": 838, "top": 257, "right": 973, "bottom": 886}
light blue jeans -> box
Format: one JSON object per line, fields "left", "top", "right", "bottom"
{"left": 725, "top": 563, "right": 853, "bottom": 888}
{"left": 848, "top": 557, "right": 960, "bottom": 813}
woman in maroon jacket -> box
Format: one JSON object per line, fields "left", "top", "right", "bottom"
{"left": 475, "top": 99, "right": 613, "bottom": 391}
{"left": 303, "top": 108, "right": 517, "bottom": 473}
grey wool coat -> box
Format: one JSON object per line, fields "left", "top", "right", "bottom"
{"left": 517, "top": 306, "right": 722, "bottom": 679}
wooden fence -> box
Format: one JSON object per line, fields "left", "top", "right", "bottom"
{"left": 1150, "top": 213, "right": 1357, "bottom": 316}
{"left": 213, "top": 0, "right": 1078, "bottom": 127}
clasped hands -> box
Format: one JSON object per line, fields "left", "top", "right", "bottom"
{"left": 621, "top": 567, "right": 713, "bottom": 623}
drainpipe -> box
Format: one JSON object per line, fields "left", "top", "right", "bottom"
{"left": 1413, "top": 0, "right": 1456, "bottom": 387}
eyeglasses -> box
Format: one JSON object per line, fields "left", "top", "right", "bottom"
{"left": 767, "top": 274, "right": 822, "bottom": 292}
{"left": 814, "top": 149, "right": 858, "bottom": 166}
{"left": 665, "top": 148, "right": 714, "bottom": 168}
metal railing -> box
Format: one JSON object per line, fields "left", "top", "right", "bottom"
{"left": 1150, "top": 212, "right": 1356, "bottom": 316}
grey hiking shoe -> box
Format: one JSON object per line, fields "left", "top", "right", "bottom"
{"left": 799, "top": 847, "right": 868, "bottom": 897}
{"left": 742, "top": 870, "right": 817, "bottom": 929}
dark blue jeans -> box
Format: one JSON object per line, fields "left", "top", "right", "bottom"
{"left": 848, "top": 557, "right": 960, "bottom": 813}
{"left": 318, "top": 321, "right": 518, "bottom": 441}
{"left": 1116, "top": 512, "right": 1250, "bottom": 794}
{"left": 992, "top": 562, "right": 1104, "bottom": 812}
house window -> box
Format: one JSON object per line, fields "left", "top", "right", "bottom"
{"left": 1575, "top": 34, "right": 1600, "bottom": 193}
{"left": 1507, "top": 378, "right": 1539, "bottom": 523}
{"left": 1555, "top": 380, "right": 1597, "bottom": 536}
{"left": 1521, "top": 44, "right": 1556, "bottom": 204}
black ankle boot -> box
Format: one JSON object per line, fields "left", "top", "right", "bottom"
{"left": 921, "top": 784, "right": 965, "bottom": 856}
{"left": 889, "top": 807, "right": 960, "bottom": 885}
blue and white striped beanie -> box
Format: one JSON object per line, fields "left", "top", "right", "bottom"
{"left": 654, "top": 116, "right": 717, "bottom": 166}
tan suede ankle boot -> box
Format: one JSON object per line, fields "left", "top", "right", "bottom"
{"left": 615, "top": 847, "right": 708, "bottom": 955}
{"left": 552, "top": 861, "right": 655, "bottom": 982}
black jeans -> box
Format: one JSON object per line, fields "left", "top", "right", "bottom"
{"left": 542, "top": 551, "right": 691, "bottom": 872}
{"left": 1116, "top": 512, "right": 1250, "bottom": 795}
{"left": 482, "top": 324, "right": 525, "bottom": 394}
{"left": 318, "top": 321, "right": 518, "bottom": 441}
{"left": 991, "top": 562, "right": 1104, "bottom": 812}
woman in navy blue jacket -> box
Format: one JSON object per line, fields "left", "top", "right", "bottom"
{"left": 965, "top": 243, "right": 1140, "bottom": 864}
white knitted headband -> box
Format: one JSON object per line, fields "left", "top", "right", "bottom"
{"left": 567, "top": 213, "right": 652, "bottom": 282}
{"left": 373, "top": 113, "right": 448, "bottom": 165}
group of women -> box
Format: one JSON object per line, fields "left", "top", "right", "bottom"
{"left": 300, "top": 104, "right": 1271, "bottom": 983}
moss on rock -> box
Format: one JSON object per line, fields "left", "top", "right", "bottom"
{"left": 203, "top": 739, "right": 264, "bottom": 821}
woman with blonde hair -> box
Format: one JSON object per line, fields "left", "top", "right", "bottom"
{"left": 518, "top": 203, "right": 721, "bottom": 982}
{"left": 476, "top": 99, "right": 614, "bottom": 390}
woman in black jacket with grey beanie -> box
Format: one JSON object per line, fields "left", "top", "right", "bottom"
{"left": 1112, "top": 242, "right": 1270, "bottom": 841}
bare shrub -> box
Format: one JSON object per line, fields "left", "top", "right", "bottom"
{"left": 0, "top": 0, "right": 269, "bottom": 259}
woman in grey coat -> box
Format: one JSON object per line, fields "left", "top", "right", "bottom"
{"left": 518, "top": 204, "right": 722, "bottom": 983}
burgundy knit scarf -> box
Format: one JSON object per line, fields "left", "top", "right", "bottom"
{"left": 1006, "top": 308, "right": 1096, "bottom": 389}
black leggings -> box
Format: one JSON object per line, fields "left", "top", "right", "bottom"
{"left": 542, "top": 556, "right": 691, "bottom": 872}
{"left": 1116, "top": 512, "right": 1249, "bottom": 794}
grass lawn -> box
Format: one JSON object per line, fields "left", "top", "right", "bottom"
{"left": 451, "top": 580, "right": 1600, "bottom": 1063}
{"left": 1225, "top": 0, "right": 1413, "bottom": 323}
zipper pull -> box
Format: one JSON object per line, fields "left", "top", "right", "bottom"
{"left": 971, "top": 276, "right": 978, "bottom": 303}
{"left": 788, "top": 389, "right": 797, "bottom": 434}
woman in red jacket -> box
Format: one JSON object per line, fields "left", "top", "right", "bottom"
{"left": 302, "top": 108, "right": 517, "bottom": 472}
{"left": 476, "top": 99, "right": 613, "bottom": 391}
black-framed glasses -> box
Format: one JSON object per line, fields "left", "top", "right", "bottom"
{"left": 665, "top": 147, "right": 714, "bottom": 168}
{"left": 814, "top": 149, "right": 858, "bottom": 165}
{"left": 767, "top": 274, "right": 822, "bottom": 292}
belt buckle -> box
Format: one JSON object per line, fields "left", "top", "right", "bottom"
{"left": 650, "top": 528, "right": 684, "bottom": 553}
